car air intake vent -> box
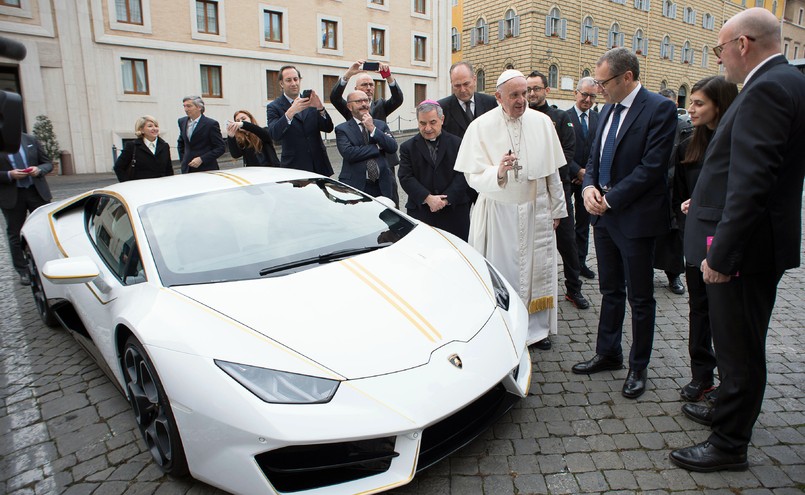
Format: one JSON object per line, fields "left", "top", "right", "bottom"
{"left": 256, "top": 436, "right": 398, "bottom": 492}
{"left": 418, "top": 384, "right": 519, "bottom": 471}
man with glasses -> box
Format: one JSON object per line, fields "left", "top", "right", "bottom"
{"left": 335, "top": 90, "right": 398, "bottom": 198}
{"left": 566, "top": 77, "right": 600, "bottom": 281}
{"left": 671, "top": 7, "right": 805, "bottom": 473}
{"left": 572, "top": 48, "right": 677, "bottom": 401}
{"left": 526, "top": 71, "right": 590, "bottom": 332}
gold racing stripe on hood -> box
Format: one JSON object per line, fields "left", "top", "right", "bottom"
{"left": 209, "top": 171, "right": 251, "bottom": 186}
{"left": 341, "top": 258, "right": 442, "bottom": 343}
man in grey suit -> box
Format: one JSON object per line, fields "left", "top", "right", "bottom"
{"left": 566, "top": 77, "right": 600, "bottom": 280}
{"left": 335, "top": 91, "right": 398, "bottom": 198}
{"left": 177, "top": 95, "right": 225, "bottom": 173}
{"left": 0, "top": 133, "right": 53, "bottom": 285}
{"left": 437, "top": 61, "right": 497, "bottom": 139}
{"left": 670, "top": 7, "right": 805, "bottom": 473}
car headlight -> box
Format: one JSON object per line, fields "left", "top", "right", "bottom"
{"left": 485, "top": 261, "right": 510, "bottom": 311}
{"left": 215, "top": 360, "right": 340, "bottom": 404}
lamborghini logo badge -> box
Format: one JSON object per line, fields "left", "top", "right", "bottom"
{"left": 448, "top": 354, "right": 463, "bottom": 369}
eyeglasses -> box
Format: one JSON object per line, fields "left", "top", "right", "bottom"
{"left": 593, "top": 72, "right": 624, "bottom": 89}
{"left": 712, "top": 35, "right": 755, "bottom": 58}
{"left": 526, "top": 86, "right": 546, "bottom": 93}
{"left": 347, "top": 98, "right": 371, "bottom": 104}
{"left": 576, "top": 91, "right": 597, "bottom": 100}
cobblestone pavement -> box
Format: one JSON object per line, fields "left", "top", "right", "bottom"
{"left": 1, "top": 170, "right": 803, "bottom": 494}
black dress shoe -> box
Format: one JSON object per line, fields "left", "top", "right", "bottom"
{"left": 668, "top": 275, "right": 685, "bottom": 295}
{"left": 532, "top": 337, "right": 551, "bottom": 350}
{"left": 669, "top": 441, "right": 748, "bottom": 472}
{"left": 680, "top": 379, "right": 715, "bottom": 402}
{"left": 681, "top": 403, "right": 713, "bottom": 426}
{"left": 19, "top": 272, "right": 31, "bottom": 286}
{"left": 571, "top": 354, "right": 623, "bottom": 375}
{"left": 565, "top": 292, "right": 590, "bottom": 309}
{"left": 622, "top": 368, "right": 648, "bottom": 399}
{"left": 579, "top": 265, "right": 596, "bottom": 279}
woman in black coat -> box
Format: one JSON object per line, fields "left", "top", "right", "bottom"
{"left": 226, "top": 109, "right": 280, "bottom": 167}
{"left": 113, "top": 115, "right": 174, "bottom": 181}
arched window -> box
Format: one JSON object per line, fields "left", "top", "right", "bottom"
{"left": 545, "top": 7, "right": 566, "bottom": 39}
{"left": 581, "top": 16, "right": 597, "bottom": 45}
{"left": 702, "top": 45, "right": 709, "bottom": 67}
{"left": 582, "top": 68, "right": 591, "bottom": 78}
{"left": 472, "top": 18, "right": 488, "bottom": 46}
{"left": 502, "top": 8, "right": 520, "bottom": 38}
{"left": 451, "top": 27, "right": 460, "bottom": 52}
{"left": 548, "top": 65, "right": 558, "bottom": 88}
{"left": 660, "top": 80, "right": 667, "bottom": 90}
{"left": 682, "top": 41, "right": 692, "bottom": 64}
{"left": 678, "top": 85, "right": 688, "bottom": 108}
{"left": 477, "top": 69, "right": 486, "bottom": 92}
{"left": 633, "top": 28, "right": 647, "bottom": 55}
{"left": 608, "top": 22, "right": 623, "bottom": 48}
{"left": 661, "top": 35, "right": 672, "bottom": 59}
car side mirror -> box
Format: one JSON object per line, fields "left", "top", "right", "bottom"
{"left": 43, "top": 257, "right": 100, "bottom": 285}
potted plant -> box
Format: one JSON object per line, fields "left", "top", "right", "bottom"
{"left": 32, "top": 115, "right": 61, "bottom": 175}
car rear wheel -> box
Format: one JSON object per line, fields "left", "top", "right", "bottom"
{"left": 24, "top": 246, "right": 59, "bottom": 327}
{"left": 123, "top": 336, "right": 189, "bottom": 477}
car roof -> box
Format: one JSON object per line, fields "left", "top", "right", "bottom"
{"left": 91, "top": 168, "right": 319, "bottom": 209}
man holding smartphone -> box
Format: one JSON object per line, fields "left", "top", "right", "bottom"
{"left": 330, "top": 60, "right": 404, "bottom": 205}
{"left": 0, "top": 132, "right": 53, "bottom": 285}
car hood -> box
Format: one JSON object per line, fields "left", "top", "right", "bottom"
{"left": 172, "top": 231, "right": 500, "bottom": 379}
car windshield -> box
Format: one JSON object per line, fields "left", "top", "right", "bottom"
{"left": 139, "top": 178, "right": 415, "bottom": 286}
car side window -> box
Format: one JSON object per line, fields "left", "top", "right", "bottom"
{"left": 86, "top": 196, "right": 145, "bottom": 285}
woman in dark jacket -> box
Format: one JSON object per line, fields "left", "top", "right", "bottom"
{"left": 113, "top": 115, "right": 173, "bottom": 181}
{"left": 673, "top": 76, "right": 738, "bottom": 403}
{"left": 226, "top": 109, "right": 280, "bottom": 167}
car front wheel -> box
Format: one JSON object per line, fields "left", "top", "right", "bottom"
{"left": 24, "top": 246, "right": 58, "bottom": 327}
{"left": 122, "top": 335, "right": 189, "bottom": 477}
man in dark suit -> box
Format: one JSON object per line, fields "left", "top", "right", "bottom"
{"left": 566, "top": 77, "right": 600, "bottom": 280}
{"left": 335, "top": 91, "right": 398, "bottom": 198}
{"left": 266, "top": 65, "right": 334, "bottom": 176}
{"left": 0, "top": 133, "right": 53, "bottom": 285}
{"left": 670, "top": 8, "right": 805, "bottom": 472}
{"left": 571, "top": 48, "right": 677, "bottom": 400}
{"left": 330, "top": 60, "right": 403, "bottom": 204}
{"left": 437, "top": 61, "right": 497, "bottom": 139}
{"left": 526, "top": 70, "right": 589, "bottom": 325}
{"left": 176, "top": 95, "right": 225, "bottom": 174}
{"left": 398, "top": 100, "right": 470, "bottom": 241}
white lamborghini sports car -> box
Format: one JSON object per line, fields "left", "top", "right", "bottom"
{"left": 21, "top": 167, "right": 531, "bottom": 495}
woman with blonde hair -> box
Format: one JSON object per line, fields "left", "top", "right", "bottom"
{"left": 113, "top": 115, "right": 173, "bottom": 181}
{"left": 226, "top": 109, "right": 279, "bottom": 167}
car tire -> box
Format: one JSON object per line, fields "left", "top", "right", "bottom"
{"left": 24, "top": 246, "right": 59, "bottom": 328}
{"left": 122, "top": 335, "right": 189, "bottom": 477}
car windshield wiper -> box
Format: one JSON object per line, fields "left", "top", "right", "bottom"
{"left": 259, "top": 243, "right": 392, "bottom": 276}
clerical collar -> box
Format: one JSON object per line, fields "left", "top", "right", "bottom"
{"left": 530, "top": 102, "right": 550, "bottom": 114}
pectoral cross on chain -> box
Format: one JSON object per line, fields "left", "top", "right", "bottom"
{"left": 512, "top": 158, "right": 522, "bottom": 180}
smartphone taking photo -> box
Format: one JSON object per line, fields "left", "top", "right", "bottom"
{"left": 362, "top": 62, "right": 380, "bottom": 71}
{"left": 301, "top": 89, "right": 312, "bottom": 98}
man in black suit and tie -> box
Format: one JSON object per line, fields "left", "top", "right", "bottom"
{"left": 437, "top": 61, "right": 497, "bottom": 139}
{"left": 266, "top": 65, "right": 334, "bottom": 176}
{"left": 177, "top": 95, "right": 225, "bottom": 174}
{"left": 572, "top": 48, "right": 677, "bottom": 400}
{"left": 335, "top": 91, "right": 398, "bottom": 198}
{"left": 670, "top": 8, "right": 805, "bottom": 472}
{"left": 330, "top": 60, "right": 403, "bottom": 205}
{"left": 398, "top": 100, "right": 470, "bottom": 241}
{"left": 0, "top": 133, "right": 53, "bottom": 285}
{"left": 566, "top": 77, "right": 600, "bottom": 280}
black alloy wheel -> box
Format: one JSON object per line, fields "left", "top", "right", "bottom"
{"left": 24, "top": 246, "right": 58, "bottom": 327}
{"left": 122, "top": 336, "right": 189, "bottom": 476}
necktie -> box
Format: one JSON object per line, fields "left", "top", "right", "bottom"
{"left": 187, "top": 119, "right": 197, "bottom": 138}
{"left": 427, "top": 139, "right": 438, "bottom": 164}
{"left": 599, "top": 103, "right": 624, "bottom": 188}
{"left": 580, "top": 112, "right": 588, "bottom": 140}
{"left": 10, "top": 151, "right": 32, "bottom": 188}
{"left": 464, "top": 101, "right": 474, "bottom": 123}
{"left": 361, "top": 123, "right": 380, "bottom": 181}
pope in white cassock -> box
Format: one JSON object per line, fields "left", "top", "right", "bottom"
{"left": 455, "top": 69, "right": 567, "bottom": 346}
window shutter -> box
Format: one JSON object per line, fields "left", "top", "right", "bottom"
{"left": 545, "top": 16, "right": 552, "bottom": 36}
{"left": 514, "top": 15, "right": 520, "bottom": 37}
{"left": 618, "top": 33, "right": 625, "bottom": 47}
{"left": 498, "top": 20, "right": 505, "bottom": 40}
{"left": 560, "top": 19, "right": 567, "bottom": 39}
{"left": 670, "top": 44, "right": 675, "bottom": 61}
{"left": 671, "top": 4, "right": 677, "bottom": 18}
{"left": 593, "top": 27, "right": 599, "bottom": 46}
{"left": 483, "top": 25, "right": 489, "bottom": 44}
{"left": 471, "top": 28, "right": 477, "bottom": 47}
{"left": 634, "top": 0, "right": 640, "bottom": 8}
{"left": 644, "top": 39, "right": 649, "bottom": 54}
{"left": 645, "top": 0, "right": 651, "bottom": 11}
